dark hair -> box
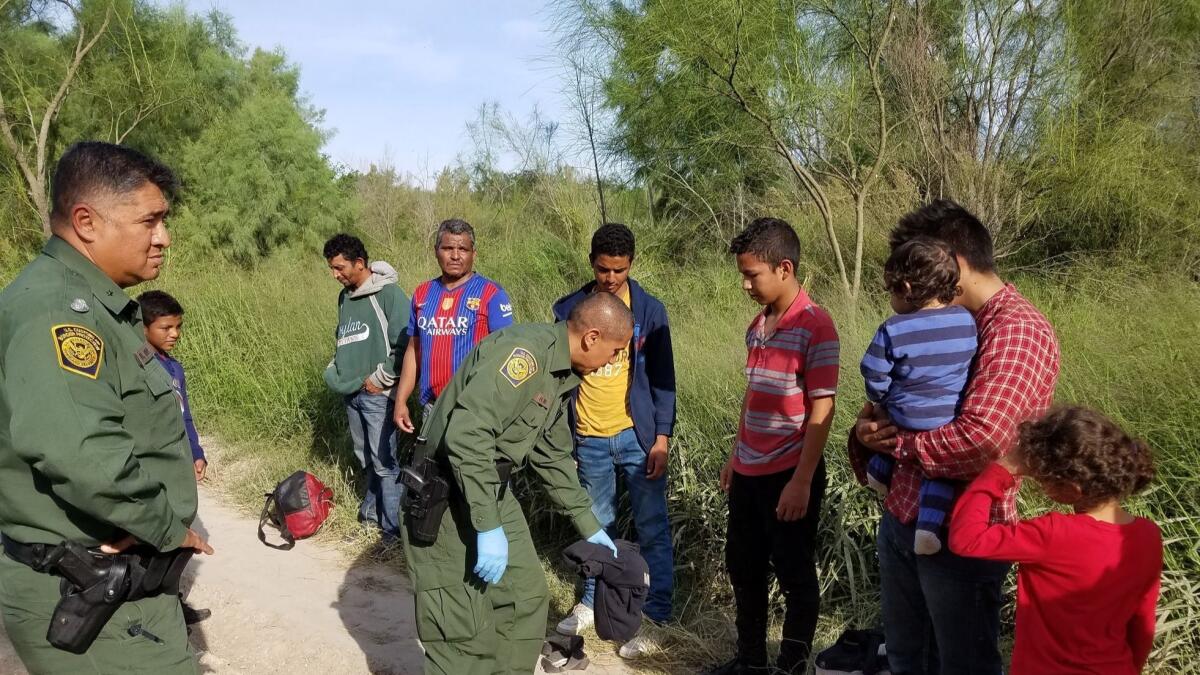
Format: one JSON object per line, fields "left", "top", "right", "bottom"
{"left": 729, "top": 217, "right": 800, "bottom": 269}
{"left": 51, "top": 141, "right": 177, "bottom": 223}
{"left": 1018, "top": 406, "right": 1155, "bottom": 510}
{"left": 323, "top": 233, "right": 368, "bottom": 263}
{"left": 435, "top": 219, "right": 475, "bottom": 249}
{"left": 884, "top": 237, "right": 961, "bottom": 307}
{"left": 590, "top": 223, "right": 635, "bottom": 262}
{"left": 890, "top": 199, "right": 995, "bottom": 273}
{"left": 136, "top": 290, "right": 184, "bottom": 326}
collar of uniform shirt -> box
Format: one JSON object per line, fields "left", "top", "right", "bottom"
{"left": 42, "top": 235, "right": 136, "bottom": 317}
{"left": 551, "top": 321, "right": 582, "bottom": 390}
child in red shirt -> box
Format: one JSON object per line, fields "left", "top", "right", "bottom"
{"left": 949, "top": 406, "right": 1161, "bottom": 674}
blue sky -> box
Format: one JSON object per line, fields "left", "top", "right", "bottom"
{"left": 178, "top": 1, "right": 572, "bottom": 176}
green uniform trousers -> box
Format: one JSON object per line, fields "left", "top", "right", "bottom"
{"left": 0, "top": 554, "right": 196, "bottom": 675}
{"left": 407, "top": 490, "right": 548, "bottom": 675}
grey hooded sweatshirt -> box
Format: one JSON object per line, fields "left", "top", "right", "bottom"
{"left": 323, "top": 261, "right": 411, "bottom": 396}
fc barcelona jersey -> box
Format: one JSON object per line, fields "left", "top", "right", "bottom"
{"left": 407, "top": 274, "right": 514, "bottom": 404}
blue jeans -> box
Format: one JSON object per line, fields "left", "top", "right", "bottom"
{"left": 878, "top": 511, "right": 1010, "bottom": 675}
{"left": 575, "top": 428, "right": 674, "bottom": 623}
{"left": 345, "top": 391, "right": 402, "bottom": 537}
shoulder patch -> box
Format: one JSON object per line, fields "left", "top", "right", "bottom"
{"left": 134, "top": 342, "right": 156, "bottom": 367}
{"left": 499, "top": 347, "right": 538, "bottom": 388}
{"left": 52, "top": 324, "right": 104, "bottom": 379}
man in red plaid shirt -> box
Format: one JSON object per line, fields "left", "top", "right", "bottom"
{"left": 849, "top": 200, "right": 1060, "bottom": 675}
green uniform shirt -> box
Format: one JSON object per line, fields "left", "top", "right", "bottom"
{"left": 422, "top": 322, "right": 602, "bottom": 537}
{"left": 0, "top": 236, "right": 196, "bottom": 551}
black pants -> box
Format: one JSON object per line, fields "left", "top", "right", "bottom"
{"left": 725, "top": 459, "right": 826, "bottom": 672}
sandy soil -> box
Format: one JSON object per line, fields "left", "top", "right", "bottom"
{"left": 0, "top": 485, "right": 639, "bottom": 674}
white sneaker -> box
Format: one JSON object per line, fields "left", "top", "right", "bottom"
{"left": 618, "top": 631, "right": 659, "bottom": 659}
{"left": 555, "top": 603, "right": 594, "bottom": 635}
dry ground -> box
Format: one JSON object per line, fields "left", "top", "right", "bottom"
{"left": 0, "top": 480, "right": 642, "bottom": 674}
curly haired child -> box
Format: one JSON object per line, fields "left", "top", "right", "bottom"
{"left": 949, "top": 405, "right": 1162, "bottom": 674}
{"left": 860, "top": 236, "right": 978, "bottom": 554}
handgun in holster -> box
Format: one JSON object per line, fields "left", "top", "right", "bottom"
{"left": 401, "top": 436, "right": 451, "bottom": 545}
{"left": 43, "top": 542, "right": 132, "bottom": 654}
{"left": 41, "top": 542, "right": 195, "bottom": 654}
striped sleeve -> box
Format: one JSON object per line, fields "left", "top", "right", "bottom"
{"left": 805, "top": 312, "right": 839, "bottom": 398}
{"left": 860, "top": 324, "right": 893, "bottom": 403}
{"left": 486, "top": 283, "right": 514, "bottom": 331}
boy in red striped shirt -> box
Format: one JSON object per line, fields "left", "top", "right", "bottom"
{"left": 706, "top": 218, "right": 840, "bottom": 675}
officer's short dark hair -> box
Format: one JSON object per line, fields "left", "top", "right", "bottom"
{"left": 589, "top": 223, "right": 635, "bottom": 263}
{"left": 890, "top": 199, "right": 995, "bottom": 273}
{"left": 137, "top": 290, "right": 184, "bottom": 326}
{"left": 435, "top": 219, "right": 475, "bottom": 249}
{"left": 51, "top": 141, "right": 177, "bottom": 224}
{"left": 568, "top": 291, "right": 634, "bottom": 336}
{"left": 729, "top": 217, "right": 800, "bottom": 270}
{"left": 884, "top": 237, "right": 961, "bottom": 307}
{"left": 323, "top": 233, "right": 368, "bottom": 263}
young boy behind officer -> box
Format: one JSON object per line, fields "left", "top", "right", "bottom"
{"left": 136, "top": 289, "right": 212, "bottom": 627}
{"left": 708, "top": 218, "right": 839, "bottom": 675}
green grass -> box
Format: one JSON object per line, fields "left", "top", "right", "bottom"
{"left": 148, "top": 230, "right": 1199, "bottom": 673}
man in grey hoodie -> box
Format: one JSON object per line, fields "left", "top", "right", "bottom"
{"left": 323, "top": 233, "right": 411, "bottom": 541}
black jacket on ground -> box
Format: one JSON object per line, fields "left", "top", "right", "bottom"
{"left": 562, "top": 539, "right": 649, "bottom": 641}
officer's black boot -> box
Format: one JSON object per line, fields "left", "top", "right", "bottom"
{"left": 180, "top": 595, "right": 212, "bottom": 625}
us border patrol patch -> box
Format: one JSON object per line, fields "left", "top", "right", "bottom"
{"left": 500, "top": 347, "right": 538, "bottom": 388}
{"left": 52, "top": 324, "right": 104, "bottom": 379}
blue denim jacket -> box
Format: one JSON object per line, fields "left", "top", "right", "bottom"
{"left": 552, "top": 278, "right": 677, "bottom": 451}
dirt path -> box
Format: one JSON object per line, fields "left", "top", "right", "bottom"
{"left": 0, "top": 485, "right": 641, "bottom": 674}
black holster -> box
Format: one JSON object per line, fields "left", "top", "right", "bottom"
{"left": 2, "top": 536, "right": 193, "bottom": 654}
{"left": 400, "top": 437, "right": 451, "bottom": 545}
{"left": 495, "top": 457, "right": 514, "bottom": 501}
{"left": 400, "top": 438, "right": 517, "bottom": 546}
{"left": 45, "top": 543, "right": 130, "bottom": 654}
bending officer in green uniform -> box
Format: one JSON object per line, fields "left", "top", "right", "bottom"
{"left": 404, "top": 292, "right": 632, "bottom": 675}
{"left": 0, "top": 142, "right": 213, "bottom": 674}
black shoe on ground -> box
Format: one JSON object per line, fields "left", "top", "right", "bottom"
{"left": 181, "top": 599, "right": 212, "bottom": 625}
{"left": 703, "top": 656, "right": 772, "bottom": 675}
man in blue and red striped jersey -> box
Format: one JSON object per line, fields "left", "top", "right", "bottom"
{"left": 393, "top": 218, "right": 514, "bottom": 433}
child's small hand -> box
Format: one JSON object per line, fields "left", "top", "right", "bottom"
{"left": 194, "top": 458, "right": 208, "bottom": 482}
{"left": 719, "top": 457, "right": 734, "bottom": 493}
{"left": 776, "top": 477, "right": 812, "bottom": 521}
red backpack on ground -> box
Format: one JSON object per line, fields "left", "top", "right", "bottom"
{"left": 257, "top": 471, "right": 334, "bottom": 550}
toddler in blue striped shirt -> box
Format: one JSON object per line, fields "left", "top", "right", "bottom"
{"left": 861, "top": 237, "right": 978, "bottom": 554}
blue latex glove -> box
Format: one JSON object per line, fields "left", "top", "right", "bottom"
{"left": 474, "top": 527, "right": 508, "bottom": 584}
{"left": 586, "top": 529, "right": 618, "bottom": 558}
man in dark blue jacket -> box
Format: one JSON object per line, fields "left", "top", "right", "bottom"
{"left": 551, "top": 223, "right": 677, "bottom": 659}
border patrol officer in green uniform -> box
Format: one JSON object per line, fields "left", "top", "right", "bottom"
{"left": 0, "top": 142, "right": 213, "bottom": 674}
{"left": 403, "top": 292, "right": 633, "bottom": 675}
